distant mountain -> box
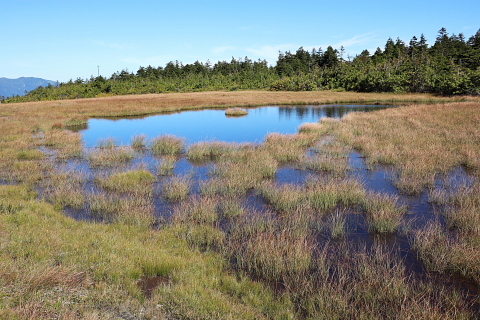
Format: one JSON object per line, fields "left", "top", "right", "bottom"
{"left": 0, "top": 77, "right": 57, "bottom": 98}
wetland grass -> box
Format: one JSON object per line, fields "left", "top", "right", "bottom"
{"left": 8, "top": 159, "right": 50, "bottom": 184}
{"left": 2, "top": 92, "right": 480, "bottom": 318}
{"left": 259, "top": 182, "right": 306, "bottom": 214}
{"left": 44, "top": 129, "right": 84, "bottom": 159}
{"left": 150, "top": 134, "right": 185, "bottom": 156}
{"left": 298, "top": 117, "right": 340, "bottom": 135}
{"left": 237, "top": 229, "right": 314, "bottom": 283}
{"left": 334, "top": 101, "right": 480, "bottom": 194}
{"left": 0, "top": 195, "right": 282, "bottom": 319}
{"left": 263, "top": 132, "right": 315, "bottom": 163}
{"left": 96, "top": 169, "right": 156, "bottom": 196}
{"left": 260, "top": 176, "right": 366, "bottom": 216}
{"left": 412, "top": 221, "right": 480, "bottom": 285}
{"left": 97, "top": 137, "right": 119, "bottom": 149}
{"left": 87, "top": 188, "right": 155, "bottom": 226}
{"left": 172, "top": 196, "right": 219, "bottom": 225}
{"left": 172, "top": 196, "right": 224, "bottom": 250}
{"left": 185, "top": 141, "right": 241, "bottom": 161}
{"left": 87, "top": 146, "right": 135, "bottom": 167}
{"left": 299, "top": 138, "right": 351, "bottom": 175}
{"left": 442, "top": 183, "right": 480, "bottom": 235}
{"left": 329, "top": 208, "right": 348, "bottom": 238}
{"left": 131, "top": 134, "right": 147, "bottom": 150}
{"left": 88, "top": 192, "right": 121, "bottom": 218}
{"left": 0, "top": 184, "right": 35, "bottom": 214}
{"left": 156, "top": 155, "right": 177, "bottom": 176}
{"left": 41, "top": 170, "right": 87, "bottom": 209}
{"left": 201, "top": 147, "right": 278, "bottom": 196}
{"left": 364, "top": 191, "right": 407, "bottom": 233}
{"left": 217, "top": 196, "right": 246, "bottom": 218}
{"left": 162, "top": 175, "right": 191, "bottom": 201}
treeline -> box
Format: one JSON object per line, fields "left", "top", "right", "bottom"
{"left": 5, "top": 27, "right": 480, "bottom": 102}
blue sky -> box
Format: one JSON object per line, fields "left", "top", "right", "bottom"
{"left": 3, "top": 0, "right": 479, "bottom": 82}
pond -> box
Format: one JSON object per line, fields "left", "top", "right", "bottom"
{"left": 81, "top": 104, "right": 394, "bottom": 147}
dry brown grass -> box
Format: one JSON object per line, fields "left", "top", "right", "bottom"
{"left": 3, "top": 90, "right": 470, "bottom": 121}
{"left": 333, "top": 101, "right": 480, "bottom": 193}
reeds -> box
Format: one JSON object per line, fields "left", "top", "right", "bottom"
{"left": 44, "top": 130, "right": 83, "bottom": 159}
{"left": 263, "top": 132, "right": 315, "bottom": 163}
{"left": 201, "top": 147, "right": 278, "bottom": 196}
{"left": 41, "top": 170, "right": 86, "bottom": 209}
{"left": 329, "top": 208, "right": 348, "bottom": 238}
{"left": 443, "top": 183, "right": 480, "bottom": 235}
{"left": 186, "top": 141, "right": 240, "bottom": 161}
{"left": 299, "top": 138, "right": 351, "bottom": 176}
{"left": 156, "top": 155, "right": 177, "bottom": 176}
{"left": 260, "top": 176, "right": 366, "bottom": 215}
{"left": 364, "top": 191, "right": 407, "bottom": 233}
{"left": 96, "top": 169, "right": 156, "bottom": 196}
{"left": 162, "top": 176, "right": 191, "bottom": 202}
{"left": 150, "top": 134, "right": 185, "bottom": 156}
{"left": 87, "top": 146, "right": 135, "bottom": 167}
{"left": 335, "top": 102, "right": 480, "bottom": 194}
{"left": 131, "top": 134, "right": 147, "bottom": 150}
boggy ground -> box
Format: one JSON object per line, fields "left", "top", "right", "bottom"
{"left": 1, "top": 91, "right": 480, "bottom": 319}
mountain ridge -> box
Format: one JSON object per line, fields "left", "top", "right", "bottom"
{"left": 0, "top": 77, "right": 57, "bottom": 98}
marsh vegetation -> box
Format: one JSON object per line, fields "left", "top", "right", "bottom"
{"left": 1, "top": 91, "right": 480, "bottom": 319}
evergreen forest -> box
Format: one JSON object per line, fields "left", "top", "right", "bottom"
{"left": 5, "top": 27, "right": 480, "bottom": 103}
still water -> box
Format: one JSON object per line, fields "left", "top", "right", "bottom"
{"left": 81, "top": 105, "right": 393, "bottom": 147}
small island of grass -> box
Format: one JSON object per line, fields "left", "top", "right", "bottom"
{"left": 225, "top": 107, "right": 248, "bottom": 117}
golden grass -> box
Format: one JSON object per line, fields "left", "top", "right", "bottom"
{"left": 333, "top": 101, "right": 480, "bottom": 193}
{"left": 264, "top": 132, "right": 315, "bottom": 163}
{"left": 225, "top": 107, "right": 248, "bottom": 116}
{"left": 3, "top": 90, "right": 466, "bottom": 120}
{"left": 364, "top": 191, "right": 407, "bottom": 233}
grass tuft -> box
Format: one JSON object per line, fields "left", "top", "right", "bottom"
{"left": 131, "top": 134, "right": 147, "bottom": 150}
{"left": 162, "top": 176, "right": 191, "bottom": 202}
{"left": 87, "top": 146, "right": 134, "bottom": 167}
{"left": 364, "top": 192, "right": 407, "bottom": 233}
{"left": 151, "top": 135, "right": 185, "bottom": 156}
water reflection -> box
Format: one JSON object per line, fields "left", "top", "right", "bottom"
{"left": 278, "top": 105, "right": 385, "bottom": 120}
{"left": 81, "top": 105, "right": 394, "bottom": 147}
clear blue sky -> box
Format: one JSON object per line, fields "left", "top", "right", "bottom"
{"left": 3, "top": 0, "right": 479, "bottom": 82}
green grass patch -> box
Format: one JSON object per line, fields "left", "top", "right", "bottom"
{"left": 97, "top": 169, "right": 156, "bottom": 195}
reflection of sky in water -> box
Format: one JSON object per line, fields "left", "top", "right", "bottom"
{"left": 81, "top": 105, "right": 393, "bottom": 147}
